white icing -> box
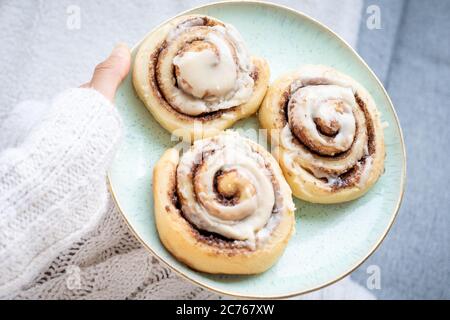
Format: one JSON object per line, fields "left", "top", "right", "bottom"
{"left": 358, "top": 156, "right": 373, "bottom": 188}
{"left": 273, "top": 67, "right": 378, "bottom": 190}
{"left": 167, "top": 22, "right": 254, "bottom": 116}
{"left": 255, "top": 213, "right": 281, "bottom": 247}
{"left": 289, "top": 85, "right": 357, "bottom": 154}
{"left": 177, "top": 133, "right": 280, "bottom": 246}
{"left": 326, "top": 176, "right": 343, "bottom": 187}
{"left": 167, "top": 17, "right": 204, "bottom": 40}
{"left": 172, "top": 34, "right": 237, "bottom": 100}
{"left": 280, "top": 125, "right": 313, "bottom": 161}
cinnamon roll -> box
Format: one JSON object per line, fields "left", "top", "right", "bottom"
{"left": 153, "top": 132, "right": 295, "bottom": 275}
{"left": 134, "top": 15, "right": 270, "bottom": 140}
{"left": 259, "top": 65, "right": 385, "bottom": 204}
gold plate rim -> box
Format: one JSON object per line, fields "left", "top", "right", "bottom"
{"left": 108, "top": 0, "right": 407, "bottom": 300}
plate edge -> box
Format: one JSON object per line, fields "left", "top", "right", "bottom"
{"left": 108, "top": 0, "right": 407, "bottom": 299}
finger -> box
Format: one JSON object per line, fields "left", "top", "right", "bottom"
{"left": 90, "top": 43, "right": 131, "bottom": 101}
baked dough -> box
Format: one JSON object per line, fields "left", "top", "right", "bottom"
{"left": 153, "top": 132, "right": 295, "bottom": 274}
{"left": 259, "top": 65, "right": 385, "bottom": 204}
{"left": 134, "top": 15, "right": 270, "bottom": 141}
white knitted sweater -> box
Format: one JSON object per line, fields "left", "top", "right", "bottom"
{"left": 0, "top": 88, "right": 375, "bottom": 300}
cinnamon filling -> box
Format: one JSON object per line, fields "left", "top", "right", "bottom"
{"left": 169, "top": 134, "right": 289, "bottom": 249}
{"left": 281, "top": 83, "right": 377, "bottom": 190}
{"left": 148, "top": 16, "right": 256, "bottom": 121}
{"left": 169, "top": 186, "right": 251, "bottom": 252}
{"left": 150, "top": 47, "right": 260, "bottom": 121}
{"left": 213, "top": 170, "right": 241, "bottom": 207}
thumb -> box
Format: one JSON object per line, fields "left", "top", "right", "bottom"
{"left": 89, "top": 43, "right": 131, "bottom": 102}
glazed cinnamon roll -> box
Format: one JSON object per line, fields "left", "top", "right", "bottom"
{"left": 259, "top": 65, "right": 385, "bottom": 204}
{"left": 134, "top": 15, "right": 270, "bottom": 140}
{"left": 153, "top": 132, "right": 295, "bottom": 275}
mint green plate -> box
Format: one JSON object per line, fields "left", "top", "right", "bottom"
{"left": 109, "top": 1, "right": 406, "bottom": 299}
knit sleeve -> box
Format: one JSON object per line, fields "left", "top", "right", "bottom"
{"left": 0, "top": 88, "right": 123, "bottom": 296}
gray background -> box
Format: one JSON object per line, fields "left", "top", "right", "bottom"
{"left": 0, "top": 0, "right": 448, "bottom": 299}
{"left": 353, "top": 0, "right": 450, "bottom": 300}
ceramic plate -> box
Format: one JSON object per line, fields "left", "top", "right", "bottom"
{"left": 109, "top": 1, "right": 406, "bottom": 298}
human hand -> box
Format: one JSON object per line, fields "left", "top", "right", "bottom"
{"left": 81, "top": 43, "right": 131, "bottom": 102}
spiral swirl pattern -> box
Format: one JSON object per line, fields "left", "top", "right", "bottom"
{"left": 159, "top": 16, "right": 254, "bottom": 116}
{"left": 153, "top": 132, "right": 295, "bottom": 274}
{"left": 259, "top": 65, "right": 385, "bottom": 203}
{"left": 176, "top": 132, "right": 294, "bottom": 246}
{"left": 133, "top": 15, "right": 270, "bottom": 139}
{"left": 284, "top": 82, "right": 370, "bottom": 181}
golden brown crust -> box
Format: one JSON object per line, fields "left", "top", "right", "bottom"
{"left": 259, "top": 65, "right": 385, "bottom": 204}
{"left": 153, "top": 136, "right": 295, "bottom": 275}
{"left": 133, "top": 14, "right": 270, "bottom": 141}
